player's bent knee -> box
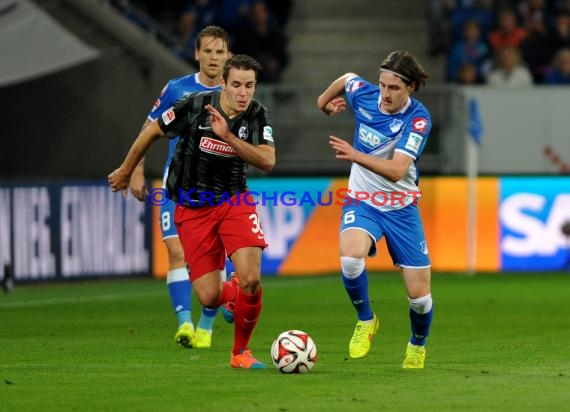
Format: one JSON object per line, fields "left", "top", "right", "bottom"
{"left": 237, "top": 275, "right": 261, "bottom": 293}
{"left": 195, "top": 290, "right": 221, "bottom": 308}
{"left": 339, "top": 246, "right": 368, "bottom": 260}
{"left": 340, "top": 256, "right": 365, "bottom": 279}
{"left": 408, "top": 294, "right": 433, "bottom": 314}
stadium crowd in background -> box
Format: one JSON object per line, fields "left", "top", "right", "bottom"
{"left": 118, "top": 0, "right": 291, "bottom": 84}
{"left": 430, "top": 0, "right": 570, "bottom": 85}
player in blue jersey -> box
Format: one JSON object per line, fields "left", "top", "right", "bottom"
{"left": 129, "top": 26, "right": 231, "bottom": 349}
{"left": 317, "top": 50, "right": 433, "bottom": 368}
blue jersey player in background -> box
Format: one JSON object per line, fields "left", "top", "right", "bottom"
{"left": 317, "top": 50, "right": 433, "bottom": 368}
{"left": 129, "top": 26, "right": 231, "bottom": 349}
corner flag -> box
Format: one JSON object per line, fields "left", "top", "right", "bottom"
{"left": 468, "top": 97, "right": 483, "bottom": 145}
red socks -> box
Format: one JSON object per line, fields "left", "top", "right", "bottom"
{"left": 232, "top": 287, "right": 262, "bottom": 355}
{"left": 216, "top": 277, "right": 239, "bottom": 307}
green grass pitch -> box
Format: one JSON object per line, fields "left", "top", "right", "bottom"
{"left": 1, "top": 273, "right": 569, "bottom": 411}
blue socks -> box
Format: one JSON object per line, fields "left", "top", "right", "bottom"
{"left": 342, "top": 269, "right": 373, "bottom": 321}
{"left": 167, "top": 267, "right": 220, "bottom": 330}
{"left": 176, "top": 310, "right": 191, "bottom": 326}
{"left": 197, "top": 307, "right": 218, "bottom": 331}
{"left": 167, "top": 268, "right": 192, "bottom": 327}
{"left": 409, "top": 294, "right": 434, "bottom": 346}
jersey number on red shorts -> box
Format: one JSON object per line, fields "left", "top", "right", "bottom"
{"left": 249, "top": 213, "right": 265, "bottom": 240}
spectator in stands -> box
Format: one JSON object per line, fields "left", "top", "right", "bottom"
{"left": 450, "top": 0, "right": 495, "bottom": 48}
{"left": 218, "top": 0, "right": 254, "bottom": 33}
{"left": 265, "top": 0, "right": 293, "bottom": 29}
{"left": 520, "top": 15, "right": 552, "bottom": 82}
{"left": 174, "top": 0, "right": 220, "bottom": 63}
{"left": 517, "top": 0, "right": 551, "bottom": 30}
{"left": 234, "top": 0, "right": 289, "bottom": 83}
{"left": 428, "top": 0, "right": 456, "bottom": 55}
{"left": 457, "top": 61, "right": 484, "bottom": 84}
{"left": 544, "top": 47, "right": 570, "bottom": 83}
{"left": 446, "top": 19, "right": 490, "bottom": 82}
{"left": 554, "top": 0, "right": 570, "bottom": 14}
{"left": 546, "top": 8, "right": 570, "bottom": 54}
{"left": 488, "top": 8, "right": 527, "bottom": 52}
{"left": 486, "top": 46, "right": 534, "bottom": 86}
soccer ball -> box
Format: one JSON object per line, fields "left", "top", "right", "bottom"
{"left": 271, "top": 330, "right": 317, "bottom": 373}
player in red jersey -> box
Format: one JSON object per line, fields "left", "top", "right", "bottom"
{"left": 109, "top": 55, "right": 275, "bottom": 369}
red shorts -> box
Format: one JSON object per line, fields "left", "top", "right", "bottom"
{"left": 174, "top": 192, "right": 268, "bottom": 281}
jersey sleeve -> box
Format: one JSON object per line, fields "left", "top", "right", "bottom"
{"left": 156, "top": 94, "right": 194, "bottom": 138}
{"left": 148, "top": 81, "right": 176, "bottom": 121}
{"left": 259, "top": 109, "right": 275, "bottom": 148}
{"left": 395, "top": 107, "right": 432, "bottom": 160}
{"left": 248, "top": 102, "right": 274, "bottom": 148}
{"left": 344, "top": 76, "right": 370, "bottom": 111}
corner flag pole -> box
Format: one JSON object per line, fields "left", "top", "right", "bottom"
{"left": 466, "top": 97, "right": 483, "bottom": 276}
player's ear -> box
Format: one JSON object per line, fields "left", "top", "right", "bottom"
{"left": 194, "top": 48, "right": 200, "bottom": 63}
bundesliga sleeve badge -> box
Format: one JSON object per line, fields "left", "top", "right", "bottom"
{"left": 162, "top": 108, "right": 175, "bottom": 125}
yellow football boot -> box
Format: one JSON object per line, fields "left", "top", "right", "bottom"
{"left": 402, "top": 342, "right": 426, "bottom": 369}
{"left": 174, "top": 322, "right": 195, "bottom": 348}
{"left": 349, "top": 313, "right": 380, "bottom": 359}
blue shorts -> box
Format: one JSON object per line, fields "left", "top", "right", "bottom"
{"left": 340, "top": 201, "right": 430, "bottom": 268}
{"left": 159, "top": 198, "right": 178, "bottom": 240}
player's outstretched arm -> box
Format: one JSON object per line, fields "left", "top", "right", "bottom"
{"left": 129, "top": 161, "right": 148, "bottom": 201}
{"left": 108, "top": 120, "right": 165, "bottom": 195}
{"left": 129, "top": 119, "right": 152, "bottom": 201}
{"left": 317, "top": 72, "right": 357, "bottom": 115}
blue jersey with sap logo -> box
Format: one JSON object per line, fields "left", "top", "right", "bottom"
{"left": 344, "top": 76, "right": 432, "bottom": 212}
{"left": 148, "top": 73, "right": 221, "bottom": 184}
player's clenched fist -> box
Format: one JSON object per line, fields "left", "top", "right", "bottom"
{"left": 108, "top": 168, "right": 130, "bottom": 196}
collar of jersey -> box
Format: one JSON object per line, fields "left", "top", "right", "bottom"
{"left": 377, "top": 96, "right": 411, "bottom": 116}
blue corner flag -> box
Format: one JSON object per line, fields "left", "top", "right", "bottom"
{"left": 468, "top": 97, "right": 483, "bottom": 145}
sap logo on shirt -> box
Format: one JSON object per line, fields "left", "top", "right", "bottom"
{"left": 358, "top": 124, "right": 388, "bottom": 149}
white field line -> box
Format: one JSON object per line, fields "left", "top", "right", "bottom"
{"left": 0, "top": 277, "right": 331, "bottom": 309}
{"left": 0, "top": 362, "right": 217, "bottom": 368}
{"left": 0, "top": 290, "right": 162, "bottom": 308}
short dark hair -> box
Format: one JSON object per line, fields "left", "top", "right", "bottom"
{"left": 222, "top": 55, "right": 263, "bottom": 82}
{"left": 196, "top": 26, "right": 230, "bottom": 51}
{"left": 380, "top": 50, "right": 429, "bottom": 91}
